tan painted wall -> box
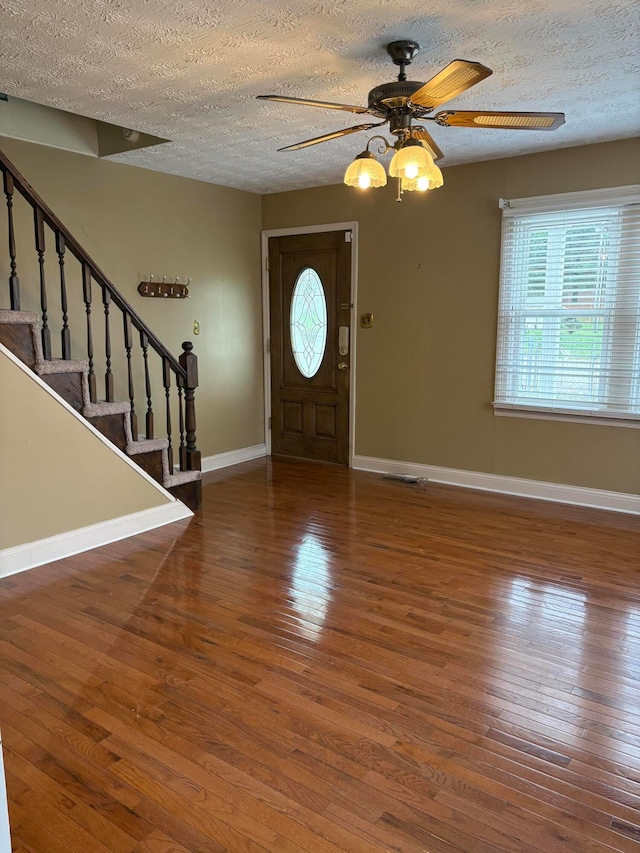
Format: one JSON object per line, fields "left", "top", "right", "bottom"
{"left": 263, "top": 138, "right": 640, "bottom": 494}
{"left": 0, "top": 349, "right": 173, "bottom": 549}
{"left": 0, "top": 136, "right": 264, "bottom": 458}
{"left": 0, "top": 96, "right": 99, "bottom": 156}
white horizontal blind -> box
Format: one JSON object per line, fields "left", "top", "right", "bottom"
{"left": 494, "top": 189, "right": 640, "bottom": 421}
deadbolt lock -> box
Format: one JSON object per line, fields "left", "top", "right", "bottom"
{"left": 337, "top": 362, "right": 348, "bottom": 371}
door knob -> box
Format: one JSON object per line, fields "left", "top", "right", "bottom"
{"left": 337, "top": 362, "right": 348, "bottom": 371}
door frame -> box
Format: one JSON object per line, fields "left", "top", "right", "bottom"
{"left": 261, "top": 221, "right": 359, "bottom": 466}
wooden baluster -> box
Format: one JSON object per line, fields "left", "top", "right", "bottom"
{"left": 82, "top": 264, "right": 97, "bottom": 403}
{"left": 140, "top": 331, "right": 154, "bottom": 439}
{"left": 55, "top": 231, "right": 71, "bottom": 359}
{"left": 178, "top": 381, "right": 186, "bottom": 471}
{"left": 179, "top": 341, "right": 201, "bottom": 471}
{"left": 123, "top": 313, "right": 138, "bottom": 439}
{"left": 103, "top": 288, "right": 114, "bottom": 402}
{"left": 163, "top": 358, "right": 173, "bottom": 471}
{"left": 3, "top": 171, "right": 20, "bottom": 310}
{"left": 34, "top": 208, "right": 51, "bottom": 360}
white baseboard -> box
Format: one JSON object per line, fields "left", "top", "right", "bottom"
{"left": 201, "top": 444, "right": 267, "bottom": 473}
{"left": 353, "top": 455, "right": 640, "bottom": 515}
{"left": 0, "top": 501, "right": 192, "bottom": 579}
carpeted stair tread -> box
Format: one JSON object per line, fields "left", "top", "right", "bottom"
{"left": 0, "top": 311, "right": 44, "bottom": 364}
{"left": 126, "top": 438, "right": 169, "bottom": 455}
{"left": 84, "top": 400, "right": 131, "bottom": 417}
{"left": 0, "top": 309, "right": 40, "bottom": 324}
{"left": 35, "top": 358, "right": 89, "bottom": 375}
{"left": 165, "top": 469, "right": 202, "bottom": 488}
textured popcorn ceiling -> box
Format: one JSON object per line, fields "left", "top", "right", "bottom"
{"left": 0, "top": 0, "right": 638, "bottom": 194}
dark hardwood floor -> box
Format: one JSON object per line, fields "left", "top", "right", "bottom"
{"left": 1, "top": 458, "right": 639, "bottom": 852}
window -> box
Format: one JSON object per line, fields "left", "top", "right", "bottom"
{"left": 290, "top": 266, "right": 328, "bottom": 379}
{"left": 494, "top": 186, "right": 640, "bottom": 424}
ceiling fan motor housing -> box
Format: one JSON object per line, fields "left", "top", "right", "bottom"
{"left": 367, "top": 81, "right": 429, "bottom": 115}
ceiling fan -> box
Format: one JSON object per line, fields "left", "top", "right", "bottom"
{"left": 257, "top": 41, "right": 565, "bottom": 196}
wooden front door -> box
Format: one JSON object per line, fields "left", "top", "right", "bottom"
{"left": 269, "top": 230, "right": 352, "bottom": 464}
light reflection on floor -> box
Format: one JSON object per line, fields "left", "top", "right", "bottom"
{"left": 509, "top": 576, "right": 587, "bottom": 622}
{"left": 505, "top": 575, "right": 640, "bottom": 757}
{"left": 290, "top": 532, "right": 332, "bottom": 642}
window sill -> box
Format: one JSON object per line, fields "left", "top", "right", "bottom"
{"left": 492, "top": 403, "right": 640, "bottom": 429}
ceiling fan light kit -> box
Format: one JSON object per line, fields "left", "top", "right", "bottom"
{"left": 343, "top": 150, "right": 387, "bottom": 189}
{"left": 258, "top": 40, "right": 565, "bottom": 202}
{"left": 401, "top": 159, "right": 444, "bottom": 192}
{"left": 401, "top": 176, "right": 432, "bottom": 193}
{"left": 388, "top": 139, "right": 432, "bottom": 180}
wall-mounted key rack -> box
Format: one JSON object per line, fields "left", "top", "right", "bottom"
{"left": 138, "top": 276, "right": 191, "bottom": 299}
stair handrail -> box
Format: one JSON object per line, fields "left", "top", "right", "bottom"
{"left": 0, "top": 148, "right": 184, "bottom": 378}
{"left": 0, "top": 145, "right": 201, "bottom": 478}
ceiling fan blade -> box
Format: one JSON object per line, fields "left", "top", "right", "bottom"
{"left": 410, "top": 127, "right": 444, "bottom": 161}
{"left": 409, "top": 60, "right": 493, "bottom": 110}
{"left": 277, "top": 123, "right": 386, "bottom": 152}
{"left": 435, "top": 110, "right": 565, "bottom": 130}
{"left": 257, "top": 95, "right": 370, "bottom": 115}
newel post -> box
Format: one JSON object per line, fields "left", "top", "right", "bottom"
{"left": 179, "top": 341, "right": 201, "bottom": 472}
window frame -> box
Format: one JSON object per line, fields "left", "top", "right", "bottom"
{"left": 493, "top": 185, "right": 640, "bottom": 428}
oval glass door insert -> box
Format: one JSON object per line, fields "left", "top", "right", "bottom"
{"left": 290, "top": 267, "right": 328, "bottom": 378}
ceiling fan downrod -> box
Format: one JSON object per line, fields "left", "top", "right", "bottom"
{"left": 386, "top": 40, "right": 420, "bottom": 82}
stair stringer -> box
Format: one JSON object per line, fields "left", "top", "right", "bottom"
{"left": 0, "top": 310, "right": 201, "bottom": 502}
{"left": 0, "top": 341, "right": 193, "bottom": 575}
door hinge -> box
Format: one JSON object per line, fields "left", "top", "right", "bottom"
{"left": 265, "top": 256, "right": 270, "bottom": 270}
{"left": 268, "top": 416, "right": 272, "bottom": 429}
{"left": 266, "top": 338, "right": 271, "bottom": 353}
{"left": 345, "top": 231, "right": 352, "bottom": 243}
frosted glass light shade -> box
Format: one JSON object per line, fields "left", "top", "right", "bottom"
{"left": 426, "top": 160, "right": 444, "bottom": 188}
{"left": 401, "top": 176, "right": 430, "bottom": 192}
{"left": 400, "top": 160, "right": 444, "bottom": 191}
{"left": 344, "top": 152, "right": 387, "bottom": 189}
{"left": 389, "top": 141, "right": 434, "bottom": 180}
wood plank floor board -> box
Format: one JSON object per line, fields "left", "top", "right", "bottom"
{"left": 102, "top": 722, "right": 381, "bottom": 853}
{"left": 3, "top": 745, "right": 150, "bottom": 853}
{"left": 1, "top": 458, "right": 639, "bottom": 851}
{"left": 86, "top": 699, "right": 393, "bottom": 853}
{"left": 383, "top": 734, "right": 629, "bottom": 851}
{"left": 104, "top": 735, "right": 347, "bottom": 853}
{"left": 327, "top": 801, "right": 477, "bottom": 853}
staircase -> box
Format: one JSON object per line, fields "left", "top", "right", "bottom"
{"left": 0, "top": 148, "right": 202, "bottom": 510}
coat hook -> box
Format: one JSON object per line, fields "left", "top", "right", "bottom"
{"left": 139, "top": 273, "right": 189, "bottom": 298}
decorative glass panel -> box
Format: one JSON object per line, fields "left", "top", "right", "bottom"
{"left": 290, "top": 267, "right": 328, "bottom": 379}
